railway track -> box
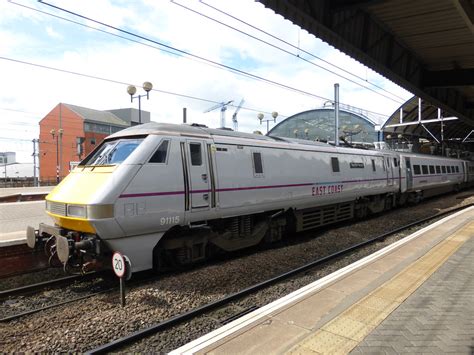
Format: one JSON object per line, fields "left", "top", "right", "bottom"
{"left": 0, "top": 272, "right": 110, "bottom": 322}
{"left": 87, "top": 203, "right": 474, "bottom": 354}
{"left": 0, "top": 270, "right": 166, "bottom": 322}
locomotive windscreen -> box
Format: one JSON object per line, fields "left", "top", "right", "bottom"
{"left": 80, "top": 138, "right": 144, "bottom": 166}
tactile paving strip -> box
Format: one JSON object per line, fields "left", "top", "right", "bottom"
{"left": 288, "top": 221, "right": 474, "bottom": 355}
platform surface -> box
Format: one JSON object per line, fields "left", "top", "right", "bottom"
{"left": 0, "top": 186, "right": 53, "bottom": 197}
{"left": 171, "top": 207, "right": 474, "bottom": 354}
{"left": 0, "top": 200, "right": 51, "bottom": 246}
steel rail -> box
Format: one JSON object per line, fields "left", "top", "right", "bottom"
{"left": 0, "top": 288, "right": 113, "bottom": 322}
{"left": 0, "top": 272, "right": 102, "bottom": 299}
{"left": 0, "top": 271, "right": 154, "bottom": 322}
{"left": 87, "top": 203, "right": 474, "bottom": 354}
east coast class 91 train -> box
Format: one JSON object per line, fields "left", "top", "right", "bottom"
{"left": 26, "top": 122, "right": 474, "bottom": 273}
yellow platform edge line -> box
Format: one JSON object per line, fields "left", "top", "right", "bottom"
{"left": 287, "top": 221, "right": 473, "bottom": 355}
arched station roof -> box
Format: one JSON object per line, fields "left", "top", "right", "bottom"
{"left": 257, "top": 0, "right": 474, "bottom": 139}
{"left": 268, "top": 108, "right": 379, "bottom": 143}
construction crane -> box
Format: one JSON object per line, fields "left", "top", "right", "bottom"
{"left": 231, "top": 98, "right": 245, "bottom": 131}
{"left": 204, "top": 100, "right": 233, "bottom": 128}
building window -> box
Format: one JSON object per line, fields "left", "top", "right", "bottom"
{"left": 90, "top": 138, "right": 96, "bottom": 145}
{"left": 331, "top": 157, "right": 340, "bottom": 173}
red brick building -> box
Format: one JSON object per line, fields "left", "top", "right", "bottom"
{"left": 39, "top": 103, "right": 149, "bottom": 183}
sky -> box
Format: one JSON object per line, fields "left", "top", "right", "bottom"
{"left": 0, "top": 0, "right": 412, "bottom": 177}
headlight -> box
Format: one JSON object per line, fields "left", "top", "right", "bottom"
{"left": 87, "top": 205, "right": 114, "bottom": 219}
{"left": 67, "top": 205, "right": 87, "bottom": 218}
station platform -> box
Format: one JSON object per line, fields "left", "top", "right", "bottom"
{"left": 172, "top": 207, "right": 474, "bottom": 354}
{"left": 0, "top": 199, "right": 51, "bottom": 247}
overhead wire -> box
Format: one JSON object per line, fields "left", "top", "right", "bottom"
{"left": 0, "top": 56, "right": 284, "bottom": 121}
{"left": 33, "top": 0, "right": 392, "bottom": 118}
{"left": 198, "top": 0, "right": 407, "bottom": 103}
{"left": 34, "top": 0, "right": 332, "bottom": 103}
{"left": 5, "top": 2, "right": 282, "bottom": 117}
{"left": 172, "top": 0, "right": 406, "bottom": 104}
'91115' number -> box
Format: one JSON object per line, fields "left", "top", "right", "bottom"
{"left": 160, "top": 216, "right": 180, "bottom": 225}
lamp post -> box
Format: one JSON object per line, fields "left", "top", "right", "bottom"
{"left": 50, "top": 128, "right": 63, "bottom": 184}
{"left": 257, "top": 111, "right": 278, "bottom": 133}
{"left": 127, "top": 82, "right": 153, "bottom": 125}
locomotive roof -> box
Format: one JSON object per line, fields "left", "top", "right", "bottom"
{"left": 107, "top": 122, "right": 331, "bottom": 147}
{"left": 105, "top": 122, "right": 468, "bottom": 160}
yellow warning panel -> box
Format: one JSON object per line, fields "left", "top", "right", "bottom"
{"left": 290, "top": 330, "right": 357, "bottom": 355}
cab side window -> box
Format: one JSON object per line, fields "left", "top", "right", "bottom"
{"left": 149, "top": 140, "right": 169, "bottom": 163}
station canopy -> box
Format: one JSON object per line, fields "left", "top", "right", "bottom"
{"left": 258, "top": 0, "right": 474, "bottom": 142}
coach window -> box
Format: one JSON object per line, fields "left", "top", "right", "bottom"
{"left": 331, "top": 157, "right": 340, "bottom": 173}
{"left": 456, "top": 166, "right": 459, "bottom": 173}
{"left": 190, "top": 143, "right": 202, "bottom": 166}
{"left": 413, "top": 165, "right": 421, "bottom": 175}
{"left": 252, "top": 152, "right": 264, "bottom": 176}
{"left": 393, "top": 158, "right": 398, "bottom": 167}
{"left": 371, "top": 159, "right": 376, "bottom": 172}
{"left": 452, "top": 166, "right": 456, "bottom": 173}
{"left": 442, "top": 166, "right": 446, "bottom": 174}
{"left": 149, "top": 140, "right": 169, "bottom": 163}
{"left": 429, "top": 165, "right": 435, "bottom": 174}
{"left": 447, "top": 166, "right": 452, "bottom": 173}
{"left": 422, "top": 165, "right": 428, "bottom": 175}
{"left": 436, "top": 166, "right": 441, "bottom": 174}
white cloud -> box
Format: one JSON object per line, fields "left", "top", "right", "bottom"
{"left": 45, "top": 25, "right": 62, "bottom": 39}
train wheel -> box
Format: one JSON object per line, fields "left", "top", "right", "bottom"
{"left": 354, "top": 202, "right": 367, "bottom": 219}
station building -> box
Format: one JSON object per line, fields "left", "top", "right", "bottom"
{"left": 268, "top": 104, "right": 382, "bottom": 145}
{"left": 39, "top": 103, "right": 150, "bottom": 183}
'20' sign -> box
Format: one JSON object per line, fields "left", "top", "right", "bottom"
{"left": 112, "top": 252, "right": 126, "bottom": 278}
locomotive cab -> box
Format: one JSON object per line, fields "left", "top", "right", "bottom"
{"left": 27, "top": 134, "right": 154, "bottom": 273}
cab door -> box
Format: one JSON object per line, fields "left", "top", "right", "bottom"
{"left": 186, "top": 140, "right": 210, "bottom": 209}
